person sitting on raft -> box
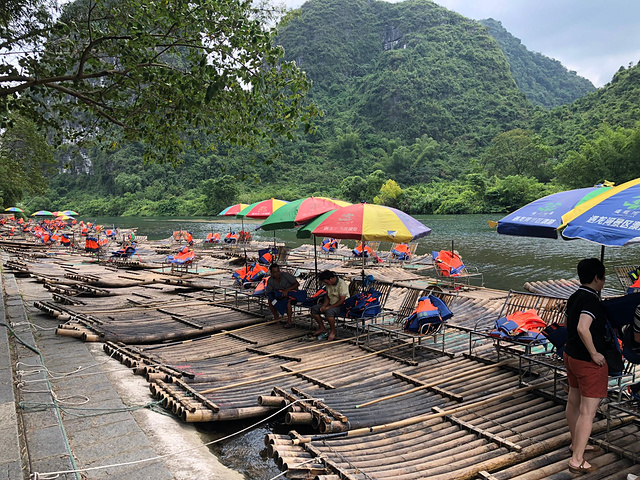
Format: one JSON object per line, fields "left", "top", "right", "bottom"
{"left": 265, "top": 264, "right": 300, "bottom": 328}
{"left": 311, "top": 270, "right": 348, "bottom": 341}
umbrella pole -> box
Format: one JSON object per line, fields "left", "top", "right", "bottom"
{"left": 313, "top": 235, "right": 318, "bottom": 290}
{"left": 600, "top": 245, "right": 605, "bottom": 264}
{"left": 362, "top": 238, "right": 366, "bottom": 292}
{"left": 242, "top": 218, "right": 247, "bottom": 269}
{"left": 451, "top": 240, "right": 454, "bottom": 254}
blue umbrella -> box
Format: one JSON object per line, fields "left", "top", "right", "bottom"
{"left": 561, "top": 178, "right": 640, "bottom": 246}
{"left": 496, "top": 185, "right": 612, "bottom": 239}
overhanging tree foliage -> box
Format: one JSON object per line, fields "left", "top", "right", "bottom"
{"left": 0, "top": 0, "right": 320, "bottom": 161}
{"left": 0, "top": 114, "right": 55, "bottom": 207}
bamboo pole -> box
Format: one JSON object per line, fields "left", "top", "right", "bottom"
{"left": 200, "top": 343, "right": 408, "bottom": 394}
{"left": 294, "top": 380, "right": 555, "bottom": 445}
{"left": 227, "top": 336, "right": 353, "bottom": 366}
{"left": 355, "top": 360, "right": 510, "bottom": 409}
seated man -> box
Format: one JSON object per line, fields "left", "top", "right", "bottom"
{"left": 265, "top": 264, "right": 300, "bottom": 328}
{"left": 311, "top": 270, "right": 349, "bottom": 341}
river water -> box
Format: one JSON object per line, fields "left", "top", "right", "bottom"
{"left": 89, "top": 214, "right": 639, "bottom": 291}
{"left": 85, "top": 214, "right": 639, "bottom": 479}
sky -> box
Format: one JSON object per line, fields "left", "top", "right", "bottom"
{"left": 278, "top": 0, "right": 640, "bottom": 87}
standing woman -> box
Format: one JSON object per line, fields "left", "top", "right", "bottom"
{"left": 563, "top": 258, "right": 608, "bottom": 473}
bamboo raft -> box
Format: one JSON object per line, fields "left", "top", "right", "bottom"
{"left": 524, "top": 278, "right": 624, "bottom": 299}
{"left": 3, "top": 236, "right": 640, "bottom": 480}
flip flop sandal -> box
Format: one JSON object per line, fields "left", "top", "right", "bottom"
{"left": 283, "top": 323, "right": 293, "bottom": 329}
{"left": 568, "top": 461, "right": 597, "bottom": 473}
{"left": 316, "top": 332, "right": 329, "bottom": 340}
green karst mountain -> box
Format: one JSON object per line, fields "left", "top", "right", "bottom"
{"left": 478, "top": 18, "right": 596, "bottom": 109}
{"left": 15, "top": 0, "right": 640, "bottom": 216}
{"left": 278, "top": 0, "right": 532, "bottom": 145}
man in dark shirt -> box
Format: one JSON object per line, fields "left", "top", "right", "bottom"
{"left": 564, "top": 258, "right": 607, "bottom": 474}
{"left": 265, "top": 264, "right": 300, "bottom": 328}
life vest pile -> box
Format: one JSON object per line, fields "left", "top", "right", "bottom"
{"left": 111, "top": 245, "right": 137, "bottom": 258}
{"left": 224, "top": 232, "right": 238, "bottom": 244}
{"left": 253, "top": 276, "right": 270, "bottom": 296}
{"left": 353, "top": 242, "right": 373, "bottom": 257}
{"left": 321, "top": 238, "right": 339, "bottom": 252}
{"left": 205, "top": 232, "right": 220, "bottom": 243}
{"left": 403, "top": 295, "right": 453, "bottom": 334}
{"left": 258, "top": 247, "right": 278, "bottom": 265}
{"left": 341, "top": 289, "right": 383, "bottom": 318}
{"left": 391, "top": 243, "right": 411, "bottom": 260}
{"left": 628, "top": 268, "right": 640, "bottom": 293}
{"left": 301, "top": 287, "right": 328, "bottom": 307}
{"left": 489, "top": 309, "right": 547, "bottom": 343}
{"left": 166, "top": 246, "right": 195, "bottom": 264}
{"left": 232, "top": 263, "right": 268, "bottom": 285}
{"left": 85, "top": 237, "right": 100, "bottom": 252}
{"left": 433, "top": 250, "right": 465, "bottom": 277}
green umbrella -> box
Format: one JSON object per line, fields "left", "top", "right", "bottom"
{"left": 296, "top": 210, "right": 336, "bottom": 239}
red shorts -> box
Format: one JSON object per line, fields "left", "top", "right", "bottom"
{"left": 564, "top": 354, "right": 608, "bottom": 398}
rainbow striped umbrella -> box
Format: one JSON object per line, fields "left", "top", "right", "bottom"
{"left": 218, "top": 203, "right": 249, "bottom": 216}
{"left": 260, "top": 197, "right": 351, "bottom": 231}
{"left": 311, "top": 203, "right": 431, "bottom": 243}
{"left": 4, "top": 207, "right": 23, "bottom": 213}
{"left": 236, "top": 198, "right": 289, "bottom": 219}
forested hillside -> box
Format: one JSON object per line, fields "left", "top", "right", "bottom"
{"left": 479, "top": 18, "right": 596, "bottom": 108}
{"left": 18, "top": 0, "right": 640, "bottom": 217}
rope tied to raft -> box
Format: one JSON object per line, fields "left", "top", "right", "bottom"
{"left": 10, "top": 320, "right": 57, "bottom": 331}
{"left": 14, "top": 348, "right": 118, "bottom": 383}
{"left": 31, "top": 473, "right": 61, "bottom": 479}
{"left": 30, "top": 396, "right": 324, "bottom": 478}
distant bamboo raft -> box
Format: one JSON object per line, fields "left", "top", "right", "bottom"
{"left": 524, "top": 278, "right": 624, "bottom": 299}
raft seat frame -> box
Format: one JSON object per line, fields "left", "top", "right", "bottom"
{"left": 468, "top": 290, "right": 568, "bottom": 362}
{"left": 366, "top": 287, "right": 457, "bottom": 360}
{"left": 614, "top": 264, "right": 639, "bottom": 290}
{"left": 336, "top": 279, "right": 394, "bottom": 339}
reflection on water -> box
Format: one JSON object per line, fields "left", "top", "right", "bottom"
{"left": 90, "top": 214, "right": 639, "bottom": 291}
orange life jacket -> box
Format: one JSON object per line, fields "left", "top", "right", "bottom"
{"left": 434, "top": 250, "right": 465, "bottom": 276}
{"left": 353, "top": 243, "right": 373, "bottom": 257}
